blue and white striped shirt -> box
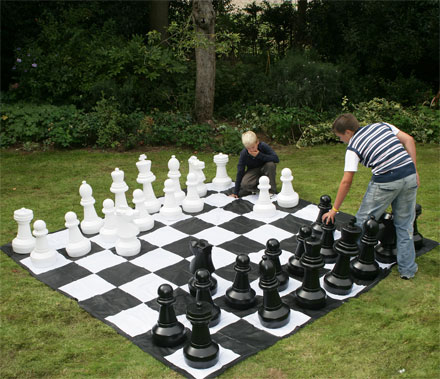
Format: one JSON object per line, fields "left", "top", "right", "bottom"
{"left": 346, "top": 122, "right": 415, "bottom": 182}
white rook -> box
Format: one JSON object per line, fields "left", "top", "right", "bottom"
{"left": 12, "top": 208, "right": 35, "bottom": 254}
{"left": 212, "top": 153, "right": 232, "bottom": 190}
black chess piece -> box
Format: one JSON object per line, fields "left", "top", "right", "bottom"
{"left": 188, "top": 238, "right": 217, "bottom": 296}
{"left": 311, "top": 195, "right": 332, "bottom": 237}
{"left": 375, "top": 213, "right": 397, "bottom": 263}
{"left": 183, "top": 301, "right": 219, "bottom": 369}
{"left": 413, "top": 204, "right": 424, "bottom": 250}
{"left": 295, "top": 235, "right": 327, "bottom": 310}
{"left": 324, "top": 218, "right": 362, "bottom": 295}
{"left": 152, "top": 284, "right": 187, "bottom": 347}
{"left": 225, "top": 254, "right": 256, "bottom": 310}
{"left": 287, "top": 225, "right": 312, "bottom": 277}
{"left": 350, "top": 215, "right": 380, "bottom": 280}
{"left": 194, "top": 268, "right": 221, "bottom": 327}
{"left": 264, "top": 238, "right": 289, "bottom": 291}
{"left": 258, "top": 255, "right": 290, "bottom": 328}
{"left": 320, "top": 219, "right": 337, "bottom": 263}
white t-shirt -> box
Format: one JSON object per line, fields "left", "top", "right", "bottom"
{"left": 344, "top": 123, "right": 400, "bottom": 172}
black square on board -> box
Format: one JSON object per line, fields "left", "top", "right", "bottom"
{"left": 170, "top": 217, "right": 215, "bottom": 235}
{"left": 218, "top": 235, "right": 265, "bottom": 255}
{"left": 98, "top": 262, "right": 151, "bottom": 287}
{"left": 218, "top": 215, "right": 265, "bottom": 234}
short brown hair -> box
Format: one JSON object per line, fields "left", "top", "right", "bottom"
{"left": 332, "top": 113, "right": 360, "bottom": 134}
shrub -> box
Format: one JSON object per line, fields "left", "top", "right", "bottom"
{"left": 177, "top": 123, "right": 215, "bottom": 151}
{"left": 215, "top": 124, "right": 243, "bottom": 154}
{"left": 0, "top": 102, "right": 86, "bottom": 148}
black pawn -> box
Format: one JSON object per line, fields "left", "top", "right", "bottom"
{"left": 265, "top": 238, "right": 289, "bottom": 291}
{"left": 295, "top": 235, "right": 327, "bottom": 310}
{"left": 188, "top": 239, "right": 217, "bottom": 296}
{"left": 225, "top": 254, "right": 256, "bottom": 310}
{"left": 320, "top": 219, "right": 337, "bottom": 263}
{"left": 258, "top": 256, "right": 290, "bottom": 328}
{"left": 375, "top": 213, "right": 397, "bottom": 263}
{"left": 324, "top": 217, "right": 362, "bottom": 295}
{"left": 183, "top": 301, "right": 219, "bottom": 369}
{"left": 413, "top": 204, "right": 424, "bottom": 250}
{"left": 311, "top": 195, "right": 332, "bottom": 237}
{"left": 287, "top": 225, "right": 312, "bottom": 277}
{"left": 350, "top": 215, "right": 380, "bottom": 280}
{"left": 194, "top": 269, "right": 221, "bottom": 327}
{"left": 152, "top": 284, "right": 187, "bottom": 347}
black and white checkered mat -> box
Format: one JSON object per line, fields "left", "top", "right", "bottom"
{"left": 2, "top": 183, "right": 437, "bottom": 378}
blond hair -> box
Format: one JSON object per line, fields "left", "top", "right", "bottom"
{"left": 242, "top": 131, "right": 258, "bottom": 148}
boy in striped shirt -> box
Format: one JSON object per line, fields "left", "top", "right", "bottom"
{"left": 322, "top": 113, "right": 419, "bottom": 280}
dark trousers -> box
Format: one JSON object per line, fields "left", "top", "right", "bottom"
{"left": 238, "top": 162, "right": 277, "bottom": 197}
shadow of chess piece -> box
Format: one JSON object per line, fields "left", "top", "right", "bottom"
{"left": 375, "top": 213, "right": 397, "bottom": 263}
{"left": 265, "top": 238, "right": 289, "bottom": 291}
{"left": 194, "top": 269, "right": 221, "bottom": 327}
{"left": 350, "top": 215, "right": 380, "bottom": 281}
{"left": 258, "top": 256, "right": 290, "bottom": 328}
{"left": 295, "top": 235, "right": 327, "bottom": 310}
{"left": 188, "top": 239, "right": 217, "bottom": 296}
{"left": 287, "top": 225, "right": 312, "bottom": 277}
{"left": 183, "top": 301, "right": 219, "bottom": 369}
{"left": 152, "top": 284, "right": 187, "bottom": 347}
{"left": 320, "top": 219, "right": 337, "bottom": 263}
{"left": 225, "top": 254, "right": 256, "bottom": 310}
{"left": 324, "top": 218, "right": 362, "bottom": 295}
{"left": 413, "top": 204, "right": 424, "bottom": 250}
{"left": 311, "top": 195, "right": 332, "bottom": 238}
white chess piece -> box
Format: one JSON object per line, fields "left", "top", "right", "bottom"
{"left": 110, "top": 168, "right": 130, "bottom": 211}
{"left": 182, "top": 173, "right": 204, "bottom": 213}
{"left": 253, "top": 176, "right": 276, "bottom": 217}
{"left": 167, "top": 155, "right": 185, "bottom": 204}
{"left": 159, "top": 178, "right": 183, "bottom": 221}
{"left": 12, "top": 208, "right": 35, "bottom": 254}
{"left": 189, "top": 156, "right": 207, "bottom": 197}
{"left": 115, "top": 208, "right": 141, "bottom": 257}
{"left": 212, "top": 153, "right": 232, "bottom": 190}
{"left": 99, "top": 199, "right": 118, "bottom": 243}
{"left": 136, "top": 154, "right": 161, "bottom": 214}
{"left": 65, "top": 211, "right": 91, "bottom": 258}
{"left": 79, "top": 181, "right": 104, "bottom": 234}
{"left": 132, "top": 189, "right": 154, "bottom": 232}
{"left": 277, "top": 168, "right": 299, "bottom": 208}
{"left": 30, "top": 220, "right": 57, "bottom": 268}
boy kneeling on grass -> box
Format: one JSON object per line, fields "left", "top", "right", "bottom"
{"left": 229, "top": 131, "right": 279, "bottom": 198}
{"left": 322, "top": 113, "right": 419, "bottom": 280}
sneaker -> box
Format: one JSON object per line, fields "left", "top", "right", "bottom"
{"left": 400, "top": 266, "right": 418, "bottom": 280}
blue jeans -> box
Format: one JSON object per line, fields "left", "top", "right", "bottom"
{"left": 355, "top": 173, "right": 418, "bottom": 277}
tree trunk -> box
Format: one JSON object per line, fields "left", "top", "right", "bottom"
{"left": 149, "top": 0, "right": 169, "bottom": 42}
{"left": 295, "top": 0, "right": 307, "bottom": 48}
{"left": 192, "top": 0, "right": 216, "bottom": 125}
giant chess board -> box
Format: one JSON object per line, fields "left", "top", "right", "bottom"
{"left": 1, "top": 182, "right": 437, "bottom": 379}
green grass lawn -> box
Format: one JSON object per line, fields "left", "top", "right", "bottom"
{"left": 1, "top": 144, "right": 439, "bottom": 378}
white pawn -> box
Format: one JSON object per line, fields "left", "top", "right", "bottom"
{"left": 99, "top": 199, "right": 118, "bottom": 243}
{"left": 65, "top": 211, "right": 91, "bottom": 258}
{"left": 12, "top": 208, "right": 35, "bottom": 254}
{"left": 115, "top": 208, "right": 141, "bottom": 257}
{"left": 159, "top": 178, "right": 183, "bottom": 221}
{"left": 132, "top": 189, "right": 154, "bottom": 232}
{"left": 253, "top": 176, "right": 276, "bottom": 217}
{"left": 167, "top": 155, "right": 185, "bottom": 204}
{"left": 79, "top": 181, "right": 104, "bottom": 234}
{"left": 182, "top": 173, "right": 204, "bottom": 213}
{"left": 277, "top": 168, "right": 299, "bottom": 208}
{"left": 30, "top": 220, "right": 57, "bottom": 268}
{"left": 136, "top": 154, "right": 161, "bottom": 214}
{"left": 110, "top": 168, "right": 130, "bottom": 211}
{"left": 212, "top": 153, "right": 232, "bottom": 190}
